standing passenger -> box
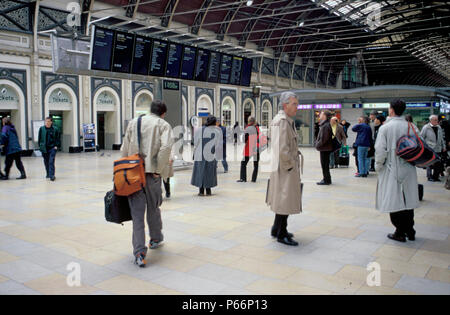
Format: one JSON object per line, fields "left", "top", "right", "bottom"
{"left": 315, "top": 111, "right": 333, "bottom": 185}
{"left": 237, "top": 117, "right": 260, "bottom": 183}
{"left": 375, "top": 100, "right": 419, "bottom": 242}
{"left": 216, "top": 120, "right": 228, "bottom": 173}
{"left": 420, "top": 115, "right": 446, "bottom": 182}
{"left": 266, "top": 92, "right": 302, "bottom": 246}
{"left": 352, "top": 116, "right": 373, "bottom": 178}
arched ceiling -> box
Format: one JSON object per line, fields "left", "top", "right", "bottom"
{"left": 81, "top": 0, "right": 449, "bottom": 86}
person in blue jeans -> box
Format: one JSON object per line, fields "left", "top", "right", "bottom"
{"left": 352, "top": 116, "right": 373, "bottom": 178}
{"left": 38, "top": 117, "right": 61, "bottom": 181}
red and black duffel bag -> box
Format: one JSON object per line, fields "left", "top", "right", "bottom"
{"left": 396, "top": 122, "right": 440, "bottom": 168}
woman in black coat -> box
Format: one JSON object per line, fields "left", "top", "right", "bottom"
{"left": 191, "top": 116, "right": 221, "bottom": 196}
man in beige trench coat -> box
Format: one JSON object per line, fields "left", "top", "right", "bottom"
{"left": 266, "top": 91, "right": 302, "bottom": 246}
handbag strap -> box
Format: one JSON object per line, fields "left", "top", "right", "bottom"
{"left": 137, "top": 115, "right": 145, "bottom": 156}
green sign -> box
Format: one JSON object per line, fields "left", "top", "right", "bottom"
{"left": 163, "top": 80, "right": 180, "bottom": 91}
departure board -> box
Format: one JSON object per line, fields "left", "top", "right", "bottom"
{"left": 194, "top": 49, "right": 209, "bottom": 82}
{"left": 166, "top": 43, "right": 183, "bottom": 78}
{"left": 207, "top": 51, "right": 221, "bottom": 83}
{"left": 219, "top": 54, "right": 233, "bottom": 84}
{"left": 181, "top": 46, "right": 197, "bottom": 80}
{"left": 132, "top": 36, "right": 152, "bottom": 75}
{"left": 230, "top": 56, "right": 243, "bottom": 85}
{"left": 90, "top": 26, "right": 114, "bottom": 71}
{"left": 149, "top": 40, "right": 168, "bottom": 77}
{"left": 112, "top": 31, "right": 135, "bottom": 73}
{"left": 240, "top": 58, "right": 253, "bottom": 87}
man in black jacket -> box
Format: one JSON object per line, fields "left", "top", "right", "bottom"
{"left": 315, "top": 111, "right": 333, "bottom": 185}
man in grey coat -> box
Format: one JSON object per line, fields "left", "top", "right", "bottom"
{"left": 420, "top": 115, "right": 446, "bottom": 182}
{"left": 266, "top": 92, "right": 302, "bottom": 246}
{"left": 375, "top": 100, "right": 420, "bottom": 243}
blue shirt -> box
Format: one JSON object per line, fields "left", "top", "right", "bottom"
{"left": 352, "top": 123, "right": 373, "bottom": 147}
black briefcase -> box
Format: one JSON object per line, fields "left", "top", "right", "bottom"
{"left": 104, "top": 190, "right": 132, "bottom": 224}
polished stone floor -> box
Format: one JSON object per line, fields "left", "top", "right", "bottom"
{"left": 0, "top": 146, "right": 449, "bottom": 295}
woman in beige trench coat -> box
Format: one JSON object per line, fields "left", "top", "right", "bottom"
{"left": 266, "top": 92, "right": 302, "bottom": 246}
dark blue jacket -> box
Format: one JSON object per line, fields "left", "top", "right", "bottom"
{"left": 352, "top": 123, "right": 373, "bottom": 147}
{"left": 1, "top": 124, "right": 22, "bottom": 155}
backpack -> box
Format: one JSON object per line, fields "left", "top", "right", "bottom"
{"left": 396, "top": 122, "right": 440, "bottom": 168}
{"left": 113, "top": 116, "right": 146, "bottom": 196}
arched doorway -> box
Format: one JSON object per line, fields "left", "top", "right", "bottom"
{"left": 197, "top": 94, "right": 213, "bottom": 116}
{"left": 134, "top": 90, "right": 153, "bottom": 117}
{"left": 221, "top": 97, "right": 235, "bottom": 127}
{"left": 242, "top": 98, "right": 255, "bottom": 126}
{"left": 261, "top": 100, "right": 272, "bottom": 128}
{"left": 93, "top": 88, "right": 121, "bottom": 150}
{"left": 44, "top": 84, "right": 78, "bottom": 153}
{"left": 0, "top": 81, "right": 25, "bottom": 148}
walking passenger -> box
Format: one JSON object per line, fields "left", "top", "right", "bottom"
{"left": 0, "top": 117, "right": 26, "bottom": 180}
{"left": 266, "top": 92, "right": 302, "bottom": 246}
{"left": 121, "top": 100, "right": 174, "bottom": 267}
{"left": 191, "top": 116, "right": 221, "bottom": 196}
{"left": 375, "top": 100, "right": 419, "bottom": 242}
{"left": 38, "top": 117, "right": 61, "bottom": 181}
{"left": 237, "top": 117, "right": 260, "bottom": 183}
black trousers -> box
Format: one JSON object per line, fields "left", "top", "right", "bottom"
{"left": 163, "top": 178, "right": 170, "bottom": 195}
{"left": 240, "top": 153, "right": 259, "bottom": 182}
{"left": 390, "top": 209, "right": 415, "bottom": 236}
{"left": 4, "top": 152, "right": 25, "bottom": 176}
{"left": 320, "top": 151, "right": 332, "bottom": 184}
{"left": 273, "top": 214, "right": 289, "bottom": 239}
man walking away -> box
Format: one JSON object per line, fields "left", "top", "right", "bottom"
{"left": 375, "top": 100, "right": 419, "bottom": 242}
{"left": 420, "top": 115, "right": 446, "bottom": 182}
{"left": 121, "top": 100, "right": 174, "bottom": 267}
{"left": 237, "top": 117, "right": 260, "bottom": 183}
{"left": 38, "top": 117, "right": 61, "bottom": 181}
{"left": 266, "top": 92, "right": 302, "bottom": 246}
{"left": 1, "top": 117, "right": 26, "bottom": 180}
{"left": 315, "top": 111, "right": 333, "bottom": 185}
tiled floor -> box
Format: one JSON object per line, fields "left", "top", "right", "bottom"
{"left": 0, "top": 146, "right": 449, "bottom": 295}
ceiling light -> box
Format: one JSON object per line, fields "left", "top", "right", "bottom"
{"left": 246, "top": 1, "right": 253, "bottom": 6}
{"left": 298, "top": 21, "right": 305, "bottom": 27}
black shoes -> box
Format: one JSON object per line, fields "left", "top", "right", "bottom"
{"left": 271, "top": 227, "right": 294, "bottom": 238}
{"left": 406, "top": 230, "right": 416, "bottom": 241}
{"left": 16, "top": 174, "right": 26, "bottom": 180}
{"left": 237, "top": 179, "right": 246, "bottom": 183}
{"left": 387, "top": 233, "right": 406, "bottom": 243}
{"left": 277, "top": 237, "right": 299, "bottom": 246}
{"left": 50, "top": 177, "right": 55, "bottom": 181}
{"left": 316, "top": 180, "right": 331, "bottom": 185}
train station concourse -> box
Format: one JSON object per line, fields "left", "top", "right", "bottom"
{"left": 0, "top": 0, "right": 449, "bottom": 297}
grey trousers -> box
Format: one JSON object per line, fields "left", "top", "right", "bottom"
{"left": 128, "top": 174, "right": 163, "bottom": 257}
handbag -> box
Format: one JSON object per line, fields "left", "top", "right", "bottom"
{"left": 331, "top": 137, "right": 342, "bottom": 152}
{"left": 396, "top": 122, "right": 440, "bottom": 168}
{"left": 104, "top": 190, "right": 132, "bottom": 224}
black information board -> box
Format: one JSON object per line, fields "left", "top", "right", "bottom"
{"left": 112, "top": 31, "right": 135, "bottom": 73}
{"left": 194, "top": 49, "right": 209, "bottom": 82}
{"left": 166, "top": 43, "right": 183, "bottom": 78}
{"left": 149, "top": 40, "right": 168, "bottom": 77}
{"left": 207, "top": 51, "right": 221, "bottom": 83}
{"left": 230, "top": 56, "right": 243, "bottom": 85}
{"left": 181, "top": 46, "right": 197, "bottom": 80}
{"left": 91, "top": 26, "right": 115, "bottom": 71}
{"left": 132, "top": 36, "right": 152, "bottom": 75}
{"left": 240, "top": 58, "right": 253, "bottom": 87}
{"left": 219, "top": 54, "right": 233, "bottom": 84}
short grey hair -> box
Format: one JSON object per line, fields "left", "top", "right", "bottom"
{"left": 429, "top": 115, "right": 438, "bottom": 121}
{"left": 248, "top": 117, "right": 256, "bottom": 124}
{"left": 279, "top": 91, "right": 298, "bottom": 109}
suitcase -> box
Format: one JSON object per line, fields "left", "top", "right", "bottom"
{"left": 338, "top": 155, "right": 350, "bottom": 167}
{"left": 418, "top": 184, "right": 424, "bottom": 201}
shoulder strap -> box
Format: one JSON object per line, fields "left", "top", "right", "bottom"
{"left": 137, "top": 115, "right": 145, "bottom": 155}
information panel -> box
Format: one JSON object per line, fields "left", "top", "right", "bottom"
{"left": 90, "top": 26, "right": 114, "bottom": 71}
{"left": 230, "top": 56, "right": 243, "bottom": 85}
{"left": 166, "top": 43, "right": 183, "bottom": 78}
{"left": 181, "top": 46, "right": 197, "bottom": 80}
{"left": 207, "top": 51, "right": 221, "bottom": 83}
{"left": 132, "top": 36, "right": 152, "bottom": 75}
{"left": 112, "top": 31, "right": 135, "bottom": 73}
{"left": 240, "top": 58, "right": 253, "bottom": 87}
{"left": 149, "top": 40, "right": 168, "bottom": 77}
{"left": 194, "top": 49, "right": 209, "bottom": 82}
{"left": 219, "top": 54, "right": 233, "bottom": 84}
